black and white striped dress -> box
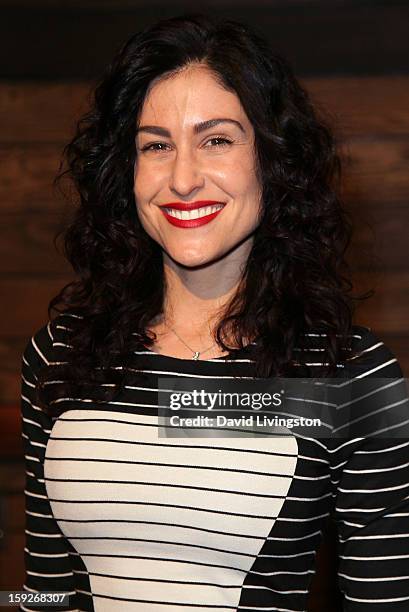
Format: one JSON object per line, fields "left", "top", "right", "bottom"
{"left": 20, "top": 313, "right": 409, "bottom": 611}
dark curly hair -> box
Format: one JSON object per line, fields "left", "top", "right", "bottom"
{"left": 38, "top": 12, "right": 359, "bottom": 415}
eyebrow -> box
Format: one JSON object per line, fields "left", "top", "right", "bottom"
{"left": 135, "top": 118, "right": 245, "bottom": 137}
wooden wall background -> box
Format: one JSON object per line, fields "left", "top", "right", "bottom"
{"left": 0, "top": 1, "right": 408, "bottom": 611}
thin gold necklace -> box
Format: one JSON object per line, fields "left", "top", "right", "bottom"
{"left": 164, "top": 320, "right": 218, "bottom": 360}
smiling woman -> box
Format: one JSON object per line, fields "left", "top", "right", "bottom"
{"left": 20, "top": 11, "right": 409, "bottom": 612}
{"left": 134, "top": 66, "right": 262, "bottom": 267}
{"left": 133, "top": 63, "right": 262, "bottom": 352}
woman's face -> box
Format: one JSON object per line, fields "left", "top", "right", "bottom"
{"left": 134, "top": 64, "right": 262, "bottom": 268}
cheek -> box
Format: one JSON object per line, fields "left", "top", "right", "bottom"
{"left": 232, "top": 169, "right": 262, "bottom": 205}
{"left": 133, "top": 165, "right": 153, "bottom": 208}
{"left": 238, "top": 151, "right": 262, "bottom": 201}
{"left": 217, "top": 148, "right": 259, "bottom": 189}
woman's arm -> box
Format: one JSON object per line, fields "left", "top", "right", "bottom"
{"left": 20, "top": 323, "right": 79, "bottom": 611}
{"left": 331, "top": 330, "right": 409, "bottom": 610}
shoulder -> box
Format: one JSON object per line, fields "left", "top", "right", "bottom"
{"left": 325, "top": 327, "right": 407, "bottom": 452}
{"left": 22, "top": 311, "right": 82, "bottom": 374}
{"left": 345, "top": 324, "right": 404, "bottom": 379}
{"left": 297, "top": 325, "right": 403, "bottom": 378}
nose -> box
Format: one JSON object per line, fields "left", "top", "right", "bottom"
{"left": 169, "top": 147, "right": 204, "bottom": 196}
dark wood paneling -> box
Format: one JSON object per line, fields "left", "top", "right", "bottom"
{"left": 342, "top": 137, "right": 409, "bottom": 205}
{"left": 0, "top": 339, "right": 28, "bottom": 404}
{"left": 0, "top": 461, "right": 24, "bottom": 498}
{"left": 0, "top": 145, "right": 66, "bottom": 212}
{"left": 0, "top": 430, "right": 24, "bottom": 594}
{"left": 353, "top": 271, "right": 409, "bottom": 335}
{"left": 347, "top": 206, "right": 409, "bottom": 272}
{"left": 1, "top": 2, "right": 409, "bottom": 79}
{"left": 0, "top": 76, "right": 409, "bottom": 405}
{"left": 0, "top": 11, "right": 408, "bottom": 605}
{"left": 0, "top": 278, "right": 70, "bottom": 337}
{"left": 0, "top": 214, "right": 71, "bottom": 276}
{"left": 306, "top": 77, "right": 409, "bottom": 137}
{"left": 0, "top": 408, "right": 23, "bottom": 457}
{"left": 0, "top": 204, "right": 407, "bottom": 278}
{"left": 0, "top": 532, "right": 24, "bottom": 594}
{"left": 2, "top": 136, "right": 409, "bottom": 212}
{"left": 0, "top": 83, "right": 91, "bottom": 144}
{"left": 1, "top": 78, "right": 408, "bottom": 145}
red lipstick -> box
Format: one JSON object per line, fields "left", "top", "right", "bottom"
{"left": 158, "top": 200, "right": 226, "bottom": 228}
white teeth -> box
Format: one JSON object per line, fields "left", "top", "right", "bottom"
{"left": 164, "top": 204, "right": 224, "bottom": 220}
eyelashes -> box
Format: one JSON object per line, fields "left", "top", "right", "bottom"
{"left": 139, "top": 136, "right": 234, "bottom": 153}
{"left": 205, "top": 137, "right": 234, "bottom": 148}
{"left": 140, "top": 142, "right": 168, "bottom": 152}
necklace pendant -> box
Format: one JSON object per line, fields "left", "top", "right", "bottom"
{"left": 192, "top": 351, "right": 200, "bottom": 360}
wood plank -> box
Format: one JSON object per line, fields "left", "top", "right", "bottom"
{"left": 0, "top": 144, "right": 68, "bottom": 212}
{"left": 0, "top": 202, "right": 405, "bottom": 278}
{"left": 342, "top": 137, "right": 409, "bottom": 206}
{"left": 0, "top": 488, "right": 25, "bottom": 532}
{"left": 0, "top": 3, "right": 408, "bottom": 79}
{"left": 0, "top": 462, "right": 24, "bottom": 497}
{"left": 1, "top": 76, "right": 408, "bottom": 143}
{"left": 0, "top": 405, "right": 23, "bottom": 457}
{"left": 353, "top": 271, "right": 409, "bottom": 336}
{"left": 1, "top": 136, "right": 408, "bottom": 215}
{"left": 0, "top": 203, "right": 406, "bottom": 278}
{"left": 305, "top": 76, "right": 409, "bottom": 137}
{"left": 0, "top": 337, "right": 27, "bottom": 405}
{"left": 0, "top": 533, "right": 24, "bottom": 593}
{"left": 0, "top": 278, "right": 71, "bottom": 337}
{"left": 0, "top": 213, "right": 71, "bottom": 276}
{"left": 0, "top": 82, "right": 90, "bottom": 143}
{"left": 347, "top": 204, "right": 409, "bottom": 272}
{"left": 0, "top": 467, "right": 25, "bottom": 595}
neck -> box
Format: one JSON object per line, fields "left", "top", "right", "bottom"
{"left": 161, "top": 236, "right": 253, "bottom": 335}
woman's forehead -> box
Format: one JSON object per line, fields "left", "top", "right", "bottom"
{"left": 139, "top": 65, "right": 248, "bottom": 128}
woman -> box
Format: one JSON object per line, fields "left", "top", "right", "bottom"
{"left": 21, "top": 13, "right": 409, "bottom": 612}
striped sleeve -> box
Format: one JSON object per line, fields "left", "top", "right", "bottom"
{"left": 20, "top": 321, "right": 79, "bottom": 611}
{"left": 330, "top": 329, "right": 409, "bottom": 610}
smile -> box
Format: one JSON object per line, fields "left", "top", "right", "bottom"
{"left": 160, "top": 204, "right": 225, "bottom": 228}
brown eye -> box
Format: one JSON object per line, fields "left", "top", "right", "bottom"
{"left": 140, "top": 142, "right": 170, "bottom": 152}
{"left": 205, "top": 137, "right": 233, "bottom": 147}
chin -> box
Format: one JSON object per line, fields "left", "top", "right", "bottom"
{"left": 167, "top": 247, "right": 220, "bottom": 269}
